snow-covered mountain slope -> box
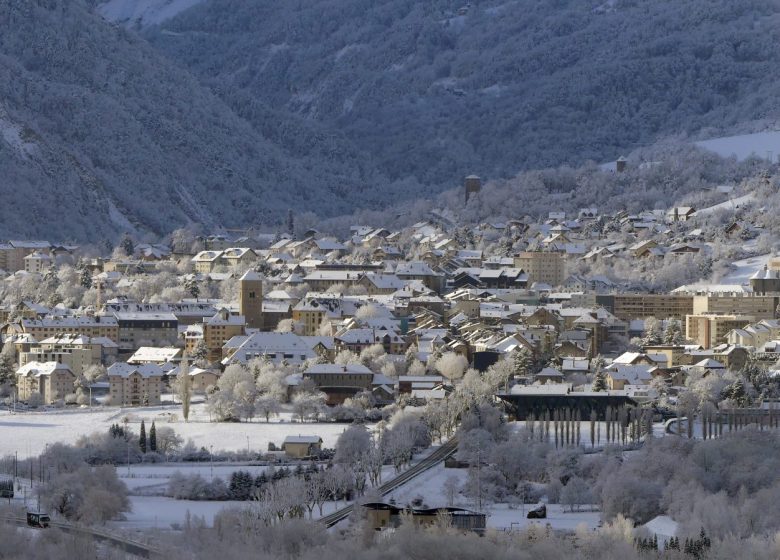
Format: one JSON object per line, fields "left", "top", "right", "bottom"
{"left": 148, "top": 0, "right": 780, "bottom": 188}
{"left": 696, "top": 131, "right": 780, "bottom": 163}
{"left": 0, "top": 0, "right": 400, "bottom": 241}
{"left": 98, "top": 0, "right": 205, "bottom": 28}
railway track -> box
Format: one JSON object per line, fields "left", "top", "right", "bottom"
{"left": 320, "top": 436, "right": 459, "bottom": 528}
{"left": 0, "top": 515, "right": 160, "bottom": 558}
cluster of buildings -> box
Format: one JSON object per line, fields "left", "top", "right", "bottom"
{"left": 2, "top": 183, "right": 777, "bottom": 408}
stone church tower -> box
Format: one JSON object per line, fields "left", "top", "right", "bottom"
{"left": 239, "top": 270, "right": 263, "bottom": 329}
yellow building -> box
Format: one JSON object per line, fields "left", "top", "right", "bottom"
{"left": 185, "top": 309, "right": 246, "bottom": 363}
{"left": 281, "top": 435, "right": 322, "bottom": 458}
{"left": 513, "top": 251, "right": 564, "bottom": 287}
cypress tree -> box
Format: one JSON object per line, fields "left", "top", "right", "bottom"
{"left": 139, "top": 420, "right": 147, "bottom": 453}
{"left": 149, "top": 421, "right": 157, "bottom": 452}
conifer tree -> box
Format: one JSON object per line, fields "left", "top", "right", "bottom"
{"left": 139, "top": 420, "right": 147, "bottom": 453}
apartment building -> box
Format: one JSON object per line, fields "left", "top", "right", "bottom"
{"left": 607, "top": 294, "right": 695, "bottom": 321}
{"left": 19, "top": 334, "right": 118, "bottom": 375}
{"left": 686, "top": 314, "right": 755, "bottom": 349}
{"left": 185, "top": 309, "right": 246, "bottom": 363}
{"left": 107, "top": 363, "right": 164, "bottom": 406}
{"left": 513, "top": 251, "right": 564, "bottom": 287}
{"left": 16, "top": 361, "right": 76, "bottom": 404}
{"left": 692, "top": 294, "right": 779, "bottom": 320}
{"left": 15, "top": 315, "right": 120, "bottom": 343}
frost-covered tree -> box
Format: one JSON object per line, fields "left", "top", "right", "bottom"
{"left": 176, "top": 356, "right": 192, "bottom": 422}
{"left": 435, "top": 352, "right": 468, "bottom": 381}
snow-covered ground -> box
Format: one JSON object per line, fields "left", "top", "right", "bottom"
{"left": 0, "top": 403, "right": 354, "bottom": 459}
{"left": 693, "top": 193, "right": 755, "bottom": 216}
{"left": 719, "top": 252, "right": 772, "bottom": 285}
{"left": 118, "top": 463, "right": 273, "bottom": 493}
{"left": 98, "top": 0, "right": 204, "bottom": 28}
{"left": 696, "top": 131, "right": 780, "bottom": 162}
{"left": 115, "top": 496, "right": 247, "bottom": 530}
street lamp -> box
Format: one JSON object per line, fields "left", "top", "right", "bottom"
{"left": 209, "top": 445, "right": 214, "bottom": 481}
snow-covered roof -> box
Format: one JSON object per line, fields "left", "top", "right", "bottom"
{"left": 128, "top": 347, "right": 182, "bottom": 364}
{"left": 283, "top": 435, "right": 322, "bottom": 444}
{"left": 107, "top": 363, "right": 164, "bottom": 378}
{"left": 16, "top": 361, "right": 73, "bottom": 377}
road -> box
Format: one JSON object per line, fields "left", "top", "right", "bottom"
{"left": 0, "top": 514, "right": 160, "bottom": 558}
{"left": 319, "top": 436, "right": 459, "bottom": 528}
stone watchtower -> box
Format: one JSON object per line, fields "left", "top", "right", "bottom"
{"left": 465, "top": 175, "right": 481, "bottom": 204}
{"left": 239, "top": 270, "right": 263, "bottom": 329}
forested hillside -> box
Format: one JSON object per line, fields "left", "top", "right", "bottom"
{"left": 0, "top": 0, "right": 404, "bottom": 241}
{"left": 2, "top": 0, "right": 780, "bottom": 241}
{"left": 147, "top": 0, "right": 780, "bottom": 188}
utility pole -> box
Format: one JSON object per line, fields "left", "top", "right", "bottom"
{"left": 476, "top": 443, "right": 482, "bottom": 512}
{"left": 210, "top": 445, "right": 214, "bottom": 481}
{"left": 125, "top": 417, "right": 130, "bottom": 476}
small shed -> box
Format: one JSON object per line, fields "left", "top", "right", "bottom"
{"left": 281, "top": 435, "right": 323, "bottom": 458}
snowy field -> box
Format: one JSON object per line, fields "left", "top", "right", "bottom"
{"left": 693, "top": 193, "right": 754, "bottom": 216}
{"left": 98, "top": 0, "right": 204, "bottom": 27}
{"left": 115, "top": 496, "right": 247, "bottom": 530}
{"left": 118, "top": 463, "right": 274, "bottom": 493}
{"left": 719, "top": 252, "right": 772, "bottom": 285}
{"left": 0, "top": 403, "right": 355, "bottom": 459}
{"left": 696, "top": 131, "right": 780, "bottom": 162}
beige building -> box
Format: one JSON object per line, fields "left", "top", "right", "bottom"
{"left": 0, "top": 241, "right": 51, "bottom": 272}
{"left": 19, "top": 334, "right": 118, "bottom": 375}
{"left": 107, "top": 363, "right": 164, "bottom": 406}
{"left": 686, "top": 314, "right": 755, "bottom": 349}
{"left": 192, "top": 248, "right": 258, "bottom": 273}
{"left": 514, "top": 251, "right": 564, "bottom": 287}
{"left": 191, "top": 250, "right": 223, "bottom": 273}
{"left": 16, "top": 361, "right": 76, "bottom": 404}
{"left": 611, "top": 294, "right": 694, "bottom": 321}
{"left": 692, "top": 295, "right": 778, "bottom": 320}
{"left": 23, "top": 252, "right": 53, "bottom": 274}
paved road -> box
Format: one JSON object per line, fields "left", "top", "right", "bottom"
{"left": 0, "top": 515, "right": 160, "bottom": 558}
{"left": 319, "top": 436, "right": 459, "bottom": 528}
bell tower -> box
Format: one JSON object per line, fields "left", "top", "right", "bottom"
{"left": 239, "top": 270, "right": 263, "bottom": 329}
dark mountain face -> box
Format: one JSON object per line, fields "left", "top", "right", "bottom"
{"left": 3, "top": 0, "right": 780, "bottom": 241}
{"left": 0, "top": 0, "right": 410, "bottom": 241}
{"left": 148, "top": 0, "right": 780, "bottom": 185}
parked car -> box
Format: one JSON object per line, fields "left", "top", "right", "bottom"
{"left": 26, "top": 512, "right": 50, "bottom": 528}
{"left": 527, "top": 504, "right": 547, "bottom": 519}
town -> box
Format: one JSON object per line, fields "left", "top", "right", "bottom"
{"left": 1, "top": 170, "right": 780, "bottom": 558}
